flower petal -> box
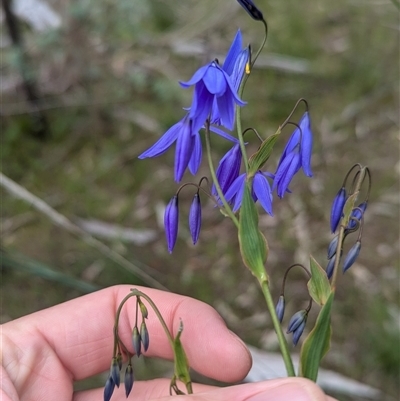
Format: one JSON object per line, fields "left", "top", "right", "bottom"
{"left": 188, "top": 131, "right": 202, "bottom": 175}
{"left": 299, "top": 111, "right": 313, "bottom": 177}
{"left": 253, "top": 172, "right": 273, "bottom": 215}
{"left": 202, "top": 63, "right": 227, "bottom": 96}
{"left": 174, "top": 120, "right": 195, "bottom": 182}
{"left": 223, "top": 29, "right": 242, "bottom": 75}
{"left": 179, "top": 64, "right": 209, "bottom": 88}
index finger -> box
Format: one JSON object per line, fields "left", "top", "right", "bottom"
{"left": 4, "top": 285, "right": 251, "bottom": 382}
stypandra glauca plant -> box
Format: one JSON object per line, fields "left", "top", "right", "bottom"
{"left": 105, "top": 1, "right": 372, "bottom": 399}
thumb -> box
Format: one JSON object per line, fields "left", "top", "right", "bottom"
{"left": 151, "top": 378, "right": 337, "bottom": 401}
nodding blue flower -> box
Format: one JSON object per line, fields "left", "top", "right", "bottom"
{"left": 212, "top": 141, "right": 242, "bottom": 197}
{"left": 140, "top": 321, "right": 150, "bottom": 352}
{"left": 138, "top": 114, "right": 201, "bottom": 183}
{"left": 343, "top": 241, "right": 361, "bottom": 273}
{"left": 164, "top": 195, "right": 179, "bottom": 253}
{"left": 180, "top": 60, "right": 246, "bottom": 132}
{"left": 104, "top": 376, "right": 116, "bottom": 401}
{"left": 110, "top": 357, "right": 120, "bottom": 388}
{"left": 124, "top": 364, "right": 134, "bottom": 397}
{"left": 236, "top": 0, "right": 264, "bottom": 21}
{"left": 189, "top": 193, "right": 202, "bottom": 245}
{"left": 346, "top": 202, "right": 367, "bottom": 231}
{"left": 273, "top": 112, "right": 313, "bottom": 197}
{"left": 330, "top": 187, "right": 347, "bottom": 233}
{"left": 224, "top": 171, "right": 273, "bottom": 215}
{"left": 327, "top": 234, "right": 340, "bottom": 260}
{"left": 287, "top": 309, "right": 308, "bottom": 346}
{"left": 275, "top": 295, "right": 285, "bottom": 323}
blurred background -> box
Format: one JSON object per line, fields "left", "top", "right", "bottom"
{"left": 1, "top": 0, "right": 399, "bottom": 399}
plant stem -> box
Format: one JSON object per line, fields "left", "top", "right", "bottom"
{"left": 259, "top": 279, "right": 296, "bottom": 377}
{"left": 204, "top": 122, "right": 239, "bottom": 228}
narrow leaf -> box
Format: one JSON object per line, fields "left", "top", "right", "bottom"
{"left": 238, "top": 182, "right": 268, "bottom": 282}
{"left": 308, "top": 255, "right": 331, "bottom": 306}
{"left": 299, "top": 291, "right": 334, "bottom": 381}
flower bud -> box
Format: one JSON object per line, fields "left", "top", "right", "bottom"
{"left": 292, "top": 318, "right": 307, "bottom": 346}
{"left": 236, "top": 0, "right": 264, "bottom": 21}
{"left": 138, "top": 298, "right": 148, "bottom": 319}
{"left": 116, "top": 352, "right": 122, "bottom": 370}
{"left": 110, "top": 357, "right": 120, "bottom": 388}
{"left": 326, "top": 255, "right": 336, "bottom": 280}
{"left": 275, "top": 295, "right": 285, "bottom": 323}
{"left": 343, "top": 241, "right": 361, "bottom": 273}
{"left": 132, "top": 326, "right": 142, "bottom": 357}
{"left": 164, "top": 195, "right": 179, "bottom": 253}
{"left": 346, "top": 201, "right": 367, "bottom": 231}
{"left": 330, "top": 187, "right": 346, "bottom": 233}
{"left": 140, "top": 321, "right": 150, "bottom": 352}
{"left": 124, "top": 364, "right": 134, "bottom": 397}
{"left": 189, "top": 193, "right": 202, "bottom": 245}
{"left": 103, "top": 376, "right": 115, "bottom": 401}
{"left": 287, "top": 309, "right": 308, "bottom": 334}
{"left": 327, "top": 234, "right": 339, "bottom": 260}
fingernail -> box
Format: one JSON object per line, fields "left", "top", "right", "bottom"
{"left": 247, "top": 381, "right": 323, "bottom": 401}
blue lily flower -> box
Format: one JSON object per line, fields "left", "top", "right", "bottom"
{"left": 273, "top": 112, "right": 313, "bottom": 197}
{"left": 180, "top": 60, "right": 246, "bottom": 131}
{"left": 275, "top": 295, "right": 285, "bottom": 323}
{"left": 189, "top": 193, "right": 202, "bottom": 245}
{"left": 224, "top": 171, "right": 273, "bottom": 215}
{"left": 164, "top": 195, "right": 179, "bottom": 253}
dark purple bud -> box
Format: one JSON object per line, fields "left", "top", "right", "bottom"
{"left": 326, "top": 255, "right": 336, "bottom": 280}
{"left": 343, "top": 241, "right": 361, "bottom": 273}
{"left": 287, "top": 309, "right": 308, "bottom": 334}
{"left": 124, "top": 364, "right": 134, "bottom": 397}
{"left": 346, "top": 202, "right": 367, "bottom": 231}
{"left": 164, "top": 195, "right": 179, "bottom": 253}
{"left": 140, "top": 321, "right": 150, "bottom": 352}
{"left": 330, "top": 187, "right": 346, "bottom": 233}
{"left": 292, "top": 318, "right": 307, "bottom": 346}
{"left": 189, "top": 193, "right": 202, "bottom": 245}
{"left": 103, "top": 376, "right": 115, "bottom": 401}
{"left": 236, "top": 0, "right": 264, "bottom": 21}
{"left": 327, "top": 235, "right": 339, "bottom": 260}
{"left": 110, "top": 357, "right": 120, "bottom": 388}
{"left": 275, "top": 295, "right": 285, "bottom": 323}
{"left": 132, "top": 326, "right": 142, "bottom": 357}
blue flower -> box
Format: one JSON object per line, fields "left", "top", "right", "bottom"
{"left": 140, "top": 321, "right": 150, "bottom": 352}
{"left": 110, "top": 357, "right": 120, "bottom": 388}
{"left": 189, "top": 193, "right": 202, "bottom": 245}
{"left": 273, "top": 112, "right": 313, "bottom": 197}
{"left": 327, "top": 234, "right": 340, "bottom": 260}
{"left": 330, "top": 187, "right": 347, "bottom": 232}
{"left": 124, "top": 364, "right": 134, "bottom": 397}
{"left": 224, "top": 171, "right": 273, "bottom": 215}
{"left": 346, "top": 202, "right": 367, "bottom": 231}
{"left": 180, "top": 61, "right": 246, "bottom": 131}
{"left": 212, "top": 141, "right": 242, "bottom": 196}
{"left": 139, "top": 114, "right": 201, "bottom": 183}
{"left": 104, "top": 376, "right": 116, "bottom": 401}
{"left": 164, "top": 196, "right": 179, "bottom": 253}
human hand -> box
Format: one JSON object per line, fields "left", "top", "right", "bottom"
{"left": 1, "top": 285, "right": 337, "bottom": 401}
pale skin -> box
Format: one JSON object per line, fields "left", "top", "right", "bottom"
{"left": 1, "top": 285, "right": 338, "bottom": 401}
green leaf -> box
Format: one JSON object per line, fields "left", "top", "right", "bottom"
{"left": 341, "top": 192, "right": 357, "bottom": 227}
{"left": 238, "top": 182, "right": 268, "bottom": 282}
{"left": 248, "top": 129, "right": 281, "bottom": 175}
{"left": 308, "top": 255, "right": 331, "bottom": 306}
{"left": 299, "top": 291, "right": 334, "bottom": 381}
{"left": 173, "top": 320, "right": 192, "bottom": 392}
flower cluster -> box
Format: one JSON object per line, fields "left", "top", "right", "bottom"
{"left": 104, "top": 297, "right": 150, "bottom": 401}
{"left": 326, "top": 164, "right": 370, "bottom": 279}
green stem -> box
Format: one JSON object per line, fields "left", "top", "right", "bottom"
{"left": 259, "top": 279, "right": 296, "bottom": 377}
{"left": 204, "top": 122, "right": 239, "bottom": 228}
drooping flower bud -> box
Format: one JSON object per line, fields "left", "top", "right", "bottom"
{"left": 103, "top": 376, "right": 115, "bottom": 401}
{"left": 164, "top": 195, "right": 179, "bottom": 253}
{"left": 330, "top": 187, "right": 347, "bottom": 233}
{"left": 189, "top": 193, "right": 202, "bottom": 245}
{"left": 140, "top": 321, "right": 150, "bottom": 352}
{"left": 132, "top": 326, "right": 142, "bottom": 357}
{"left": 326, "top": 255, "right": 336, "bottom": 280}
{"left": 110, "top": 357, "right": 120, "bottom": 388}
{"left": 346, "top": 202, "right": 367, "bottom": 231}
{"left": 138, "top": 298, "right": 148, "bottom": 319}
{"left": 116, "top": 352, "right": 123, "bottom": 370}
{"left": 275, "top": 295, "right": 285, "bottom": 323}
{"left": 287, "top": 309, "right": 308, "bottom": 346}
{"left": 343, "top": 241, "right": 361, "bottom": 273}
{"left": 236, "top": 0, "right": 264, "bottom": 21}
{"left": 327, "top": 234, "right": 339, "bottom": 260}
{"left": 124, "top": 364, "right": 134, "bottom": 397}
